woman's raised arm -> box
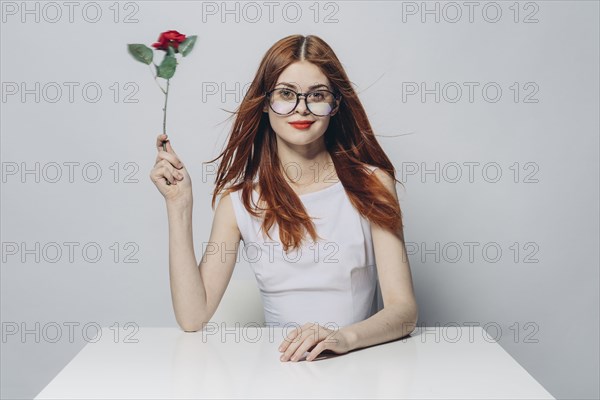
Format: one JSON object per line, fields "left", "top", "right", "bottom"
{"left": 150, "top": 134, "right": 241, "bottom": 331}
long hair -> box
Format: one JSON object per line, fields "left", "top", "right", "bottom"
{"left": 207, "top": 34, "right": 403, "bottom": 252}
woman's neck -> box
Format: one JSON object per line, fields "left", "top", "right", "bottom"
{"left": 280, "top": 156, "right": 336, "bottom": 188}
{"left": 274, "top": 134, "right": 338, "bottom": 188}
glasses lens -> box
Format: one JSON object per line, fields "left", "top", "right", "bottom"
{"left": 268, "top": 88, "right": 338, "bottom": 116}
{"left": 269, "top": 88, "right": 297, "bottom": 115}
{"left": 306, "top": 90, "right": 336, "bottom": 116}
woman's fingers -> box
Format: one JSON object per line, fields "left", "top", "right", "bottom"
{"left": 155, "top": 159, "right": 183, "bottom": 182}
{"left": 160, "top": 164, "right": 178, "bottom": 185}
{"left": 150, "top": 163, "right": 175, "bottom": 185}
{"left": 156, "top": 133, "right": 168, "bottom": 152}
{"left": 150, "top": 133, "right": 194, "bottom": 200}
{"left": 156, "top": 134, "right": 179, "bottom": 156}
{"left": 163, "top": 140, "right": 183, "bottom": 166}
{"left": 154, "top": 135, "right": 183, "bottom": 169}
{"left": 155, "top": 149, "right": 182, "bottom": 169}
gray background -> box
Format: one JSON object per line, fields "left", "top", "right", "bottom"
{"left": 1, "top": 1, "right": 598, "bottom": 399}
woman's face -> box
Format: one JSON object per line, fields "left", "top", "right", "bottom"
{"left": 263, "top": 60, "right": 338, "bottom": 148}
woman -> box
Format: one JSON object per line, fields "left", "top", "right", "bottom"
{"left": 150, "top": 34, "right": 418, "bottom": 362}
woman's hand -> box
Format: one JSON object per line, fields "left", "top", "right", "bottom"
{"left": 149, "top": 133, "right": 192, "bottom": 206}
{"left": 278, "top": 323, "right": 352, "bottom": 362}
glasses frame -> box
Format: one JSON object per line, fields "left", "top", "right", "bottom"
{"left": 264, "top": 87, "right": 342, "bottom": 117}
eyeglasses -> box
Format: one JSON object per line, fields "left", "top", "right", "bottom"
{"left": 265, "top": 87, "right": 341, "bottom": 117}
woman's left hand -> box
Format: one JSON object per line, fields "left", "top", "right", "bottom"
{"left": 278, "top": 323, "right": 352, "bottom": 362}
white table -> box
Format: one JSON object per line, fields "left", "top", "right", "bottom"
{"left": 35, "top": 325, "right": 555, "bottom": 399}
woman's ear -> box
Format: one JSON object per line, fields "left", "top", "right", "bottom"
{"left": 330, "top": 100, "right": 341, "bottom": 116}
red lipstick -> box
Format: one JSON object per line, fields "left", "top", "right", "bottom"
{"left": 289, "top": 120, "right": 314, "bottom": 130}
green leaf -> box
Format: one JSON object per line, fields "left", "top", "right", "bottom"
{"left": 156, "top": 54, "right": 177, "bottom": 79}
{"left": 167, "top": 45, "right": 176, "bottom": 56}
{"left": 179, "top": 35, "right": 197, "bottom": 57}
{"left": 127, "top": 44, "right": 153, "bottom": 65}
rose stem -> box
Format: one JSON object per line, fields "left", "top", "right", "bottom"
{"left": 162, "top": 79, "right": 171, "bottom": 185}
{"left": 162, "top": 78, "right": 170, "bottom": 151}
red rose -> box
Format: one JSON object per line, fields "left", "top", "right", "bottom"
{"left": 152, "top": 30, "right": 187, "bottom": 52}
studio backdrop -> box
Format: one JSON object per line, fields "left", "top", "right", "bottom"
{"left": 1, "top": 1, "right": 598, "bottom": 399}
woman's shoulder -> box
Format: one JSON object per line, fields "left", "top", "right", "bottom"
{"left": 230, "top": 184, "right": 268, "bottom": 212}
{"left": 214, "top": 191, "right": 243, "bottom": 240}
{"left": 365, "top": 164, "right": 379, "bottom": 173}
{"left": 366, "top": 165, "right": 397, "bottom": 197}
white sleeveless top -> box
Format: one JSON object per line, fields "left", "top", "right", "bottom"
{"left": 229, "top": 165, "right": 383, "bottom": 328}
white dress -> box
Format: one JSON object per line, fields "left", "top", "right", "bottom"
{"left": 229, "top": 165, "right": 383, "bottom": 328}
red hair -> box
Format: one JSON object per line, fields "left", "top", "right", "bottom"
{"left": 207, "top": 34, "right": 403, "bottom": 252}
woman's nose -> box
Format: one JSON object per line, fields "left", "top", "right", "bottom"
{"left": 295, "top": 96, "right": 309, "bottom": 114}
